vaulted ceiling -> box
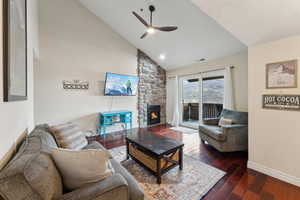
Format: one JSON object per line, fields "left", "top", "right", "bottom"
{"left": 78, "top": 0, "right": 300, "bottom": 70}
{"left": 191, "top": 0, "right": 300, "bottom": 46}
{"left": 78, "top": 0, "right": 246, "bottom": 70}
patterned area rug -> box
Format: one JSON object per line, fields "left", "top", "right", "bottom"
{"left": 109, "top": 146, "right": 225, "bottom": 200}
{"left": 170, "top": 127, "right": 198, "bottom": 134}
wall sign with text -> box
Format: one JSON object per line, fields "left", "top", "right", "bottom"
{"left": 263, "top": 95, "right": 300, "bottom": 111}
{"left": 63, "top": 80, "right": 89, "bottom": 90}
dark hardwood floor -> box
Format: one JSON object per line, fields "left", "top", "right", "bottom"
{"left": 89, "top": 125, "right": 300, "bottom": 200}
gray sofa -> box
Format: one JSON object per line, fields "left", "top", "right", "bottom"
{"left": 0, "top": 125, "right": 144, "bottom": 200}
{"left": 199, "top": 109, "right": 248, "bottom": 152}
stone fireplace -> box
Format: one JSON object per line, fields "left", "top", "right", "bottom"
{"left": 147, "top": 105, "right": 161, "bottom": 126}
{"left": 137, "top": 50, "right": 166, "bottom": 127}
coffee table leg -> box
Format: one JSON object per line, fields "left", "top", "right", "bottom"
{"left": 179, "top": 147, "right": 183, "bottom": 170}
{"left": 157, "top": 158, "right": 162, "bottom": 184}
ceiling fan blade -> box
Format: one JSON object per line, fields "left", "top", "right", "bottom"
{"left": 155, "top": 26, "right": 178, "bottom": 32}
{"left": 132, "top": 12, "right": 149, "bottom": 27}
{"left": 140, "top": 32, "right": 148, "bottom": 39}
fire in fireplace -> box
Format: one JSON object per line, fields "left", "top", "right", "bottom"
{"left": 147, "top": 105, "right": 161, "bottom": 126}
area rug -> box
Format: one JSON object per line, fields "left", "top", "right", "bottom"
{"left": 170, "top": 126, "right": 198, "bottom": 134}
{"left": 109, "top": 146, "right": 225, "bottom": 200}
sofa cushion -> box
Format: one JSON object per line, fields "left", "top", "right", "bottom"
{"left": 51, "top": 148, "right": 114, "bottom": 190}
{"left": 199, "top": 125, "right": 226, "bottom": 141}
{"left": 110, "top": 159, "right": 144, "bottom": 200}
{"left": 59, "top": 174, "right": 129, "bottom": 200}
{"left": 29, "top": 126, "right": 58, "bottom": 153}
{"left": 218, "top": 117, "right": 233, "bottom": 127}
{"left": 83, "top": 141, "right": 106, "bottom": 151}
{"left": 0, "top": 136, "right": 63, "bottom": 200}
{"left": 220, "top": 109, "right": 248, "bottom": 125}
{"left": 24, "top": 153, "right": 63, "bottom": 200}
{"left": 50, "top": 123, "right": 88, "bottom": 150}
{"left": 203, "top": 118, "right": 220, "bottom": 126}
{"left": 83, "top": 141, "right": 112, "bottom": 158}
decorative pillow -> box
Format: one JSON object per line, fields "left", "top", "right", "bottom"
{"left": 218, "top": 117, "right": 233, "bottom": 127}
{"left": 51, "top": 148, "right": 114, "bottom": 190}
{"left": 50, "top": 123, "right": 88, "bottom": 150}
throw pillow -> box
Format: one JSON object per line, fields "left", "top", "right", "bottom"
{"left": 51, "top": 148, "right": 114, "bottom": 190}
{"left": 50, "top": 123, "right": 88, "bottom": 150}
{"left": 218, "top": 117, "right": 233, "bottom": 127}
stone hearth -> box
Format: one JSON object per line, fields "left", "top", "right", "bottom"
{"left": 137, "top": 50, "right": 166, "bottom": 128}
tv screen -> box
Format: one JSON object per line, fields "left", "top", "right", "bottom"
{"left": 104, "top": 73, "right": 139, "bottom": 96}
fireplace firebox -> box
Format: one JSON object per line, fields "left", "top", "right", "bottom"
{"left": 147, "top": 105, "right": 161, "bottom": 126}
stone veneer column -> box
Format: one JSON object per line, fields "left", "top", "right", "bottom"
{"left": 137, "top": 50, "right": 167, "bottom": 128}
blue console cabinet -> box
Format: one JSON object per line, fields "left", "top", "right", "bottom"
{"left": 98, "top": 110, "right": 132, "bottom": 135}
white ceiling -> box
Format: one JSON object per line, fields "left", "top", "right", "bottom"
{"left": 78, "top": 0, "right": 246, "bottom": 70}
{"left": 191, "top": 0, "right": 300, "bottom": 46}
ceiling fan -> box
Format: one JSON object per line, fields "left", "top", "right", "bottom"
{"left": 132, "top": 5, "right": 178, "bottom": 39}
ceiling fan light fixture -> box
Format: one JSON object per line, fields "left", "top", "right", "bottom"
{"left": 133, "top": 5, "right": 178, "bottom": 39}
{"left": 147, "top": 27, "right": 156, "bottom": 34}
{"left": 159, "top": 54, "right": 166, "bottom": 60}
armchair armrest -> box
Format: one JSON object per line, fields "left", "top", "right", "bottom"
{"left": 203, "top": 118, "right": 220, "bottom": 126}
{"left": 221, "top": 124, "right": 248, "bottom": 136}
{"left": 59, "top": 174, "right": 129, "bottom": 200}
{"left": 221, "top": 124, "right": 248, "bottom": 151}
{"left": 221, "top": 124, "right": 247, "bottom": 129}
{"left": 222, "top": 124, "right": 248, "bottom": 146}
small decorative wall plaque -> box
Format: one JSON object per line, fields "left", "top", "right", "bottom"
{"left": 266, "top": 60, "right": 297, "bottom": 89}
{"left": 263, "top": 94, "right": 300, "bottom": 111}
{"left": 63, "top": 80, "right": 89, "bottom": 90}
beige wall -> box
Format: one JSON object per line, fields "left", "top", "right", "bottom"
{"left": 0, "top": 0, "right": 39, "bottom": 158}
{"left": 248, "top": 35, "right": 300, "bottom": 186}
{"left": 167, "top": 51, "right": 248, "bottom": 112}
{"left": 35, "top": 0, "right": 138, "bottom": 133}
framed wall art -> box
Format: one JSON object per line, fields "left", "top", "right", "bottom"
{"left": 3, "top": 0, "right": 28, "bottom": 101}
{"left": 266, "top": 60, "right": 297, "bottom": 89}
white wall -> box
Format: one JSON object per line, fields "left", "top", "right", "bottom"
{"left": 0, "top": 0, "right": 39, "bottom": 158}
{"left": 248, "top": 35, "right": 300, "bottom": 186}
{"left": 35, "top": 0, "right": 138, "bottom": 133}
{"left": 166, "top": 51, "right": 248, "bottom": 122}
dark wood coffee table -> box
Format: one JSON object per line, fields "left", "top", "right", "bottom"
{"left": 125, "top": 129, "right": 184, "bottom": 184}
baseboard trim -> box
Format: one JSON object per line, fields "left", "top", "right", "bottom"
{"left": 0, "top": 144, "right": 16, "bottom": 171}
{"left": 16, "top": 129, "right": 28, "bottom": 151}
{"left": 247, "top": 161, "right": 300, "bottom": 187}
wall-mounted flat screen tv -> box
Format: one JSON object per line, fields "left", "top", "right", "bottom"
{"left": 104, "top": 73, "right": 139, "bottom": 96}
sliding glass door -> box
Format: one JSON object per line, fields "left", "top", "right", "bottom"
{"left": 179, "top": 74, "right": 202, "bottom": 128}
{"left": 179, "top": 70, "right": 225, "bottom": 128}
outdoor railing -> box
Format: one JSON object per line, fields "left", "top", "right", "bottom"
{"left": 202, "top": 103, "right": 223, "bottom": 119}
{"left": 183, "top": 103, "right": 223, "bottom": 121}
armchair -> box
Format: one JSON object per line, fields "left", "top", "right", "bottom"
{"left": 199, "top": 109, "right": 248, "bottom": 152}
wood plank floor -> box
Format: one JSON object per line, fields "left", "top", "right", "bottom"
{"left": 89, "top": 125, "right": 300, "bottom": 200}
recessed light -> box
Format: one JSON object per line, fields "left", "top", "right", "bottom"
{"left": 159, "top": 54, "right": 166, "bottom": 60}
